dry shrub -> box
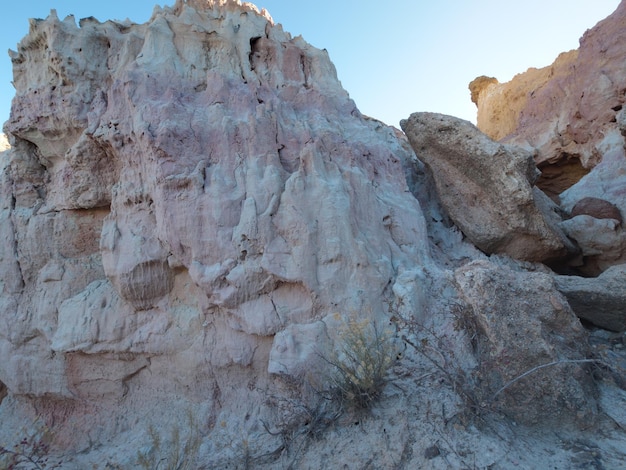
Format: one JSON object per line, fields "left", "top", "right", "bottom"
{"left": 0, "top": 418, "right": 62, "bottom": 470}
{"left": 323, "top": 316, "right": 397, "bottom": 410}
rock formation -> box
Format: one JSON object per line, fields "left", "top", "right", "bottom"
{"left": 471, "top": 0, "right": 626, "bottom": 275}
{"left": 0, "top": 1, "right": 450, "bottom": 465}
{"left": 470, "top": 1, "right": 626, "bottom": 172}
{"left": 455, "top": 260, "right": 597, "bottom": 424}
{"left": 3, "top": 0, "right": 430, "bottom": 374}
{"left": 0, "top": 0, "right": 624, "bottom": 468}
{"left": 400, "top": 112, "right": 575, "bottom": 262}
{"left": 571, "top": 197, "right": 623, "bottom": 223}
{"left": 469, "top": 49, "right": 580, "bottom": 149}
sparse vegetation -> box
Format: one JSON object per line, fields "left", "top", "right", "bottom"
{"left": 394, "top": 302, "right": 488, "bottom": 420}
{"left": 136, "top": 413, "right": 201, "bottom": 470}
{"left": 257, "top": 315, "right": 399, "bottom": 468}
{"left": 0, "top": 420, "right": 62, "bottom": 470}
{"left": 395, "top": 300, "right": 616, "bottom": 425}
{"left": 320, "top": 315, "right": 398, "bottom": 411}
{"left": 260, "top": 391, "right": 342, "bottom": 469}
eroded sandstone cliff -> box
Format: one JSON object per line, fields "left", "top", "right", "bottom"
{"left": 0, "top": 1, "right": 444, "bottom": 465}
{"left": 1, "top": 1, "right": 624, "bottom": 468}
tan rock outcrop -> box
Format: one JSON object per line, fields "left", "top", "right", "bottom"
{"left": 471, "top": 0, "right": 626, "bottom": 173}
{"left": 400, "top": 112, "right": 576, "bottom": 262}
{"left": 470, "top": 50, "right": 579, "bottom": 147}
{"left": 471, "top": 1, "right": 626, "bottom": 274}
{"left": 468, "top": 75, "right": 497, "bottom": 108}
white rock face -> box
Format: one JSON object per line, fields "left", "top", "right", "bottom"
{"left": 0, "top": 134, "right": 9, "bottom": 152}
{"left": 1, "top": 0, "right": 432, "bottom": 444}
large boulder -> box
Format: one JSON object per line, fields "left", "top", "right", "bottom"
{"left": 470, "top": 1, "right": 626, "bottom": 274}
{"left": 400, "top": 112, "right": 576, "bottom": 262}
{"left": 455, "top": 260, "right": 597, "bottom": 425}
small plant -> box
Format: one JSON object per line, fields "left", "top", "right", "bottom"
{"left": 393, "top": 300, "right": 488, "bottom": 419}
{"left": 136, "top": 412, "right": 201, "bottom": 470}
{"left": 0, "top": 420, "right": 62, "bottom": 470}
{"left": 322, "top": 316, "right": 398, "bottom": 410}
{"left": 259, "top": 316, "right": 397, "bottom": 468}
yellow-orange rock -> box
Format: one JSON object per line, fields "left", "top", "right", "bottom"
{"left": 471, "top": 1, "right": 626, "bottom": 186}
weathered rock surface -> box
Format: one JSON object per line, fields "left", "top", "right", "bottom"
{"left": 471, "top": 1, "right": 626, "bottom": 275}
{"left": 400, "top": 112, "right": 576, "bottom": 262}
{"left": 555, "top": 264, "right": 626, "bottom": 331}
{"left": 469, "top": 49, "right": 580, "bottom": 149}
{"left": 468, "top": 75, "right": 498, "bottom": 110}
{"left": 570, "top": 197, "right": 623, "bottom": 223}
{"left": 0, "top": 134, "right": 9, "bottom": 152}
{"left": 560, "top": 215, "right": 626, "bottom": 275}
{"left": 0, "top": 0, "right": 435, "bottom": 462}
{"left": 455, "top": 260, "right": 597, "bottom": 424}
{"left": 0, "top": 0, "right": 619, "bottom": 468}
{"left": 3, "top": 0, "right": 428, "bottom": 381}
{"left": 471, "top": 0, "right": 626, "bottom": 172}
{"left": 557, "top": 139, "right": 626, "bottom": 274}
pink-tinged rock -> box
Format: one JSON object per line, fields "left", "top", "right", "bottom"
{"left": 571, "top": 197, "right": 623, "bottom": 224}
{"left": 0, "top": 1, "right": 612, "bottom": 466}
{"left": 469, "top": 50, "right": 580, "bottom": 149}
{"left": 471, "top": 1, "right": 626, "bottom": 171}
{"left": 470, "top": 2, "right": 626, "bottom": 273}
{"left": 558, "top": 146, "right": 626, "bottom": 274}
{"left": 1, "top": 0, "right": 428, "bottom": 408}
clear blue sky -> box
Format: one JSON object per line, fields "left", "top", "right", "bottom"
{"left": 0, "top": 0, "right": 621, "bottom": 130}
